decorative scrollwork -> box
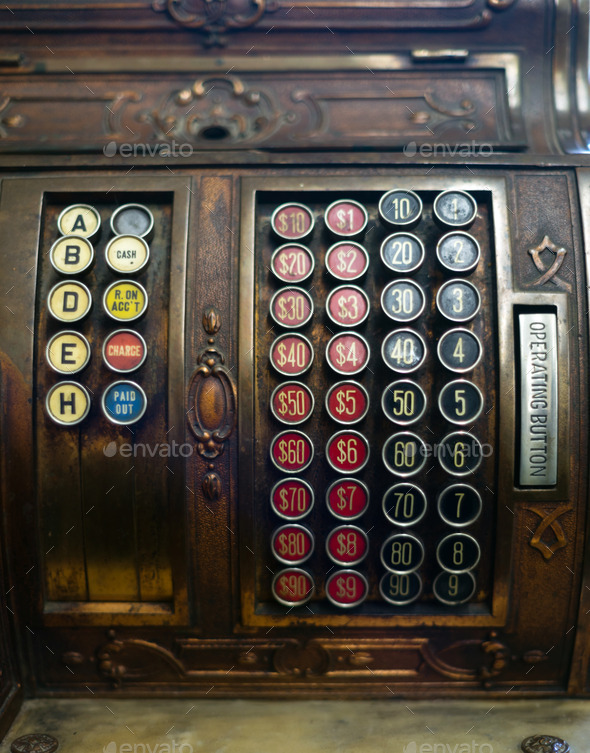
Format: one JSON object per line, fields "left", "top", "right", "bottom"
{"left": 422, "top": 631, "right": 510, "bottom": 681}
{"left": 152, "top": 0, "right": 268, "bottom": 32}
{"left": 97, "top": 632, "right": 185, "bottom": 688}
{"left": 273, "top": 641, "right": 330, "bottom": 677}
{"left": 139, "top": 76, "right": 294, "bottom": 147}
{"left": 409, "top": 90, "right": 477, "bottom": 134}
{"left": 527, "top": 236, "right": 572, "bottom": 293}
{"left": 0, "top": 95, "right": 25, "bottom": 138}
{"left": 525, "top": 504, "right": 572, "bottom": 560}
{"left": 187, "top": 306, "right": 236, "bottom": 460}
{"left": 202, "top": 471, "right": 222, "bottom": 501}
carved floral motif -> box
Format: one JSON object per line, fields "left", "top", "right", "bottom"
{"left": 152, "top": 0, "right": 268, "bottom": 33}
{"left": 138, "top": 76, "right": 294, "bottom": 146}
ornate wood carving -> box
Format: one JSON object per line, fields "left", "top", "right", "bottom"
{"left": 423, "top": 632, "right": 511, "bottom": 681}
{"left": 525, "top": 504, "right": 573, "bottom": 560}
{"left": 187, "top": 306, "right": 236, "bottom": 459}
{"left": 139, "top": 76, "right": 292, "bottom": 145}
{"left": 87, "top": 631, "right": 559, "bottom": 688}
{"left": 273, "top": 641, "right": 330, "bottom": 677}
{"left": 0, "top": 96, "right": 25, "bottom": 139}
{"left": 527, "top": 236, "right": 573, "bottom": 293}
{"left": 187, "top": 306, "right": 236, "bottom": 503}
{"left": 152, "top": 0, "right": 268, "bottom": 33}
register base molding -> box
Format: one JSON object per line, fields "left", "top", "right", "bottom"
{"left": 89, "top": 632, "right": 548, "bottom": 689}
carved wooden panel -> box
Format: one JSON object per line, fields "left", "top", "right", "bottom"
{"left": 0, "top": 69, "right": 520, "bottom": 152}
{"left": 0, "top": 0, "right": 518, "bottom": 32}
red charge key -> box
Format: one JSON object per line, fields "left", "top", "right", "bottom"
{"left": 270, "top": 430, "right": 314, "bottom": 473}
{"left": 326, "top": 430, "right": 369, "bottom": 473}
{"left": 102, "top": 329, "right": 147, "bottom": 373}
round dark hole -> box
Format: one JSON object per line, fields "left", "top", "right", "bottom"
{"left": 199, "top": 125, "right": 231, "bottom": 141}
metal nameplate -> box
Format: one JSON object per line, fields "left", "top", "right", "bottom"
{"left": 519, "top": 312, "right": 558, "bottom": 486}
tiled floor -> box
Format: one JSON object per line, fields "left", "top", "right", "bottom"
{"left": 1, "top": 698, "right": 588, "bottom": 753}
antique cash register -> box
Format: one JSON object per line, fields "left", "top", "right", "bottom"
{"left": 0, "top": 0, "right": 590, "bottom": 737}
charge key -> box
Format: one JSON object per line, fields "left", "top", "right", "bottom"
{"left": 103, "top": 330, "right": 147, "bottom": 373}
{"left": 101, "top": 380, "right": 147, "bottom": 425}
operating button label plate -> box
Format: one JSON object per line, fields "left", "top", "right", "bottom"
{"left": 519, "top": 312, "right": 558, "bottom": 486}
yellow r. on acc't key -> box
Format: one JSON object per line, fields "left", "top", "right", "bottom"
{"left": 103, "top": 280, "right": 148, "bottom": 322}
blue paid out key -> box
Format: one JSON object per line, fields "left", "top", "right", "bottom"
{"left": 102, "top": 380, "right": 147, "bottom": 425}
